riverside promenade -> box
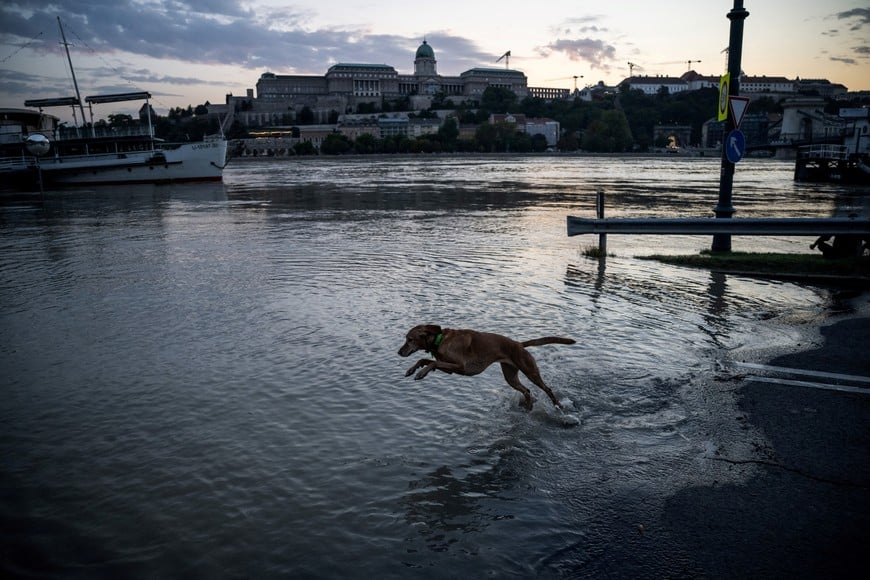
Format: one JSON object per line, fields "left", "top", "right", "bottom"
{"left": 665, "top": 289, "right": 869, "bottom": 577}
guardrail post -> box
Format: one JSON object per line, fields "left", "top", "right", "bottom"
{"left": 596, "top": 190, "right": 607, "bottom": 254}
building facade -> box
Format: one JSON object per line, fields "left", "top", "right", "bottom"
{"left": 623, "top": 71, "right": 848, "bottom": 99}
{"left": 489, "top": 113, "right": 560, "bottom": 147}
{"left": 529, "top": 87, "right": 572, "bottom": 100}
{"left": 622, "top": 76, "right": 689, "bottom": 95}
{"left": 238, "top": 40, "right": 528, "bottom": 127}
{"left": 740, "top": 75, "right": 794, "bottom": 94}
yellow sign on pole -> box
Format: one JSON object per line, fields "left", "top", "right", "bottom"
{"left": 718, "top": 73, "right": 730, "bottom": 121}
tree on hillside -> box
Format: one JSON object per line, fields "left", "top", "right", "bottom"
{"left": 298, "top": 105, "right": 315, "bottom": 124}
{"left": 479, "top": 86, "right": 517, "bottom": 115}
{"left": 226, "top": 120, "right": 249, "bottom": 139}
{"left": 320, "top": 132, "right": 352, "bottom": 154}
{"left": 618, "top": 86, "right": 718, "bottom": 148}
{"left": 294, "top": 141, "right": 317, "bottom": 155}
{"left": 530, "top": 133, "right": 549, "bottom": 152}
{"left": 582, "top": 109, "right": 632, "bottom": 152}
{"left": 511, "top": 132, "right": 533, "bottom": 152}
{"left": 752, "top": 96, "right": 782, "bottom": 115}
{"left": 437, "top": 116, "right": 459, "bottom": 151}
{"left": 107, "top": 113, "right": 134, "bottom": 127}
{"left": 354, "top": 133, "right": 378, "bottom": 154}
{"left": 475, "top": 121, "right": 520, "bottom": 152}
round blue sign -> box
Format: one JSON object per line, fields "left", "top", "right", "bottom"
{"left": 725, "top": 129, "right": 746, "bottom": 164}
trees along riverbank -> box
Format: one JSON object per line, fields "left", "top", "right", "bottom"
{"left": 97, "top": 85, "right": 868, "bottom": 156}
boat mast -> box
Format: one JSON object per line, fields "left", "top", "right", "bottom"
{"left": 57, "top": 17, "right": 87, "bottom": 128}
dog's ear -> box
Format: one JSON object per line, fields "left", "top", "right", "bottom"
{"left": 421, "top": 324, "right": 442, "bottom": 337}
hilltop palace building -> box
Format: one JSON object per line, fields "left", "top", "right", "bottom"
{"left": 215, "top": 38, "right": 853, "bottom": 141}
{"left": 223, "top": 40, "right": 546, "bottom": 127}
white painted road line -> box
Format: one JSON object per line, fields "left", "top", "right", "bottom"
{"left": 749, "top": 376, "right": 869, "bottom": 396}
{"left": 733, "top": 362, "right": 870, "bottom": 385}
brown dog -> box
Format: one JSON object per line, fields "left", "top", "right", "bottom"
{"left": 398, "top": 324, "right": 575, "bottom": 410}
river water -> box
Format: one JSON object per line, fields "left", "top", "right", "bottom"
{"left": 1, "top": 156, "right": 866, "bottom": 578}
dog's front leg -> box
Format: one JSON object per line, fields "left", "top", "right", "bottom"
{"left": 405, "top": 358, "right": 434, "bottom": 377}
{"left": 416, "top": 360, "right": 464, "bottom": 380}
{"left": 414, "top": 361, "right": 438, "bottom": 380}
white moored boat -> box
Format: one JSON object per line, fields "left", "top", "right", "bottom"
{"left": 0, "top": 104, "right": 227, "bottom": 189}
{"left": 0, "top": 18, "right": 227, "bottom": 191}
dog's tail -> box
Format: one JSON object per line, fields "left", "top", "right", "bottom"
{"left": 522, "top": 337, "right": 575, "bottom": 347}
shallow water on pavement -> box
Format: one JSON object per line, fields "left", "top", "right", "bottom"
{"left": 1, "top": 156, "right": 861, "bottom": 577}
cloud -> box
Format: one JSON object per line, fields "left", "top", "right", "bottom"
{"left": 0, "top": 0, "right": 496, "bottom": 109}
{"left": 0, "top": 0, "right": 484, "bottom": 74}
{"left": 538, "top": 38, "right": 617, "bottom": 71}
{"left": 836, "top": 7, "right": 870, "bottom": 30}
{"left": 818, "top": 9, "right": 869, "bottom": 70}
{"left": 0, "top": 67, "right": 66, "bottom": 98}
{"left": 85, "top": 64, "right": 218, "bottom": 87}
{"left": 539, "top": 16, "right": 622, "bottom": 72}
{"left": 830, "top": 56, "right": 857, "bottom": 65}
{"left": 549, "top": 16, "right": 610, "bottom": 37}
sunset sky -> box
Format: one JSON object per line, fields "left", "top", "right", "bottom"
{"left": 1, "top": 0, "right": 867, "bottom": 122}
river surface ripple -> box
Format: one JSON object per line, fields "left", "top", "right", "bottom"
{"left": 1, "top": 156, "right": 864, "bottom": 578}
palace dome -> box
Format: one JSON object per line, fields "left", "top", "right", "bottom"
{"left": 415, "top": 40, "right": 435, "bottom": 59}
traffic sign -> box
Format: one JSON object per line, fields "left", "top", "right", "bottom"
{"left": 718, "top": 73, "right": 730, "bottom": 121}
{"left": 729, "top": 96, "right": 750, "bottom": 129}
{"left": 725, "top": 129, "right": 746, "bottom": 163}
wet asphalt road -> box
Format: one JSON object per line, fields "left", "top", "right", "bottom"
{"left": 663, "top": 290, "right": 869, "bottom": 578}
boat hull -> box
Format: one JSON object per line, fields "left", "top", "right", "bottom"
{"left": 1, "top": 139, "right": 227, "bottom": 190}
{"left": 41, "top": 139, "right": 227, "bottom": 186}
{"left": 793, "top": 144, "right": 870, "bottom": 186}
{"left": 794, "top": 157, "right": 870, "bottom": 185}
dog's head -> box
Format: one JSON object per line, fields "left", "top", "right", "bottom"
{"left": 398, "top": 324, "right": 442, "bottom": 357}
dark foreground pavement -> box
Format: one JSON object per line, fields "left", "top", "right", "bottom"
{"left": 663, "top": 291, "right": 870, "bottom": 578}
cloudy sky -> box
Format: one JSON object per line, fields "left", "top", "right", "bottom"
{"left": 1, "top": 0, "right": 867, "bottom": 121}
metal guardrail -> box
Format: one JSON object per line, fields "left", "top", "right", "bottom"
{"left": 567, "top": 217, "right": 870, "bottom": 237}
{"left": 798, "top": 144, "right": 849, "bottom": 161}
{"left": 55, "top": 126, "right": 153, "bottom": 142}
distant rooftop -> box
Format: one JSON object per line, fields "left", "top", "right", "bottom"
{"left": 328, "top": 63, "right": 397, "bottom": 72}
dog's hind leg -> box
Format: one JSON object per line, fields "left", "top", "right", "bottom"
{"left": 516, "top": 351, "right": 562, "bottom": 409}
{"left": 501, "top": 363, "right": 533, "bottom": 410}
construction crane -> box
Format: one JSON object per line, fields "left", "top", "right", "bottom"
{"left": 627, "top": 61, "right": 640, "bottom": 76}
{"left": 686, "top": 59, "right": 702, "bottom": 71}
{"left": 496, "top": 50, "right": 511, "bottom": 69}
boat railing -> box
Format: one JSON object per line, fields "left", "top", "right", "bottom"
{"left": 797, "top": 144, "right": 849, "bottom": 161}
{"left": 158, "top": 133, "right": 226, "bottom": 150}
{"left": 0, "top": 156, "right": 35, "bottom": 171}
{"left": 55, "top": 124, "right": 153, "bottom": 141}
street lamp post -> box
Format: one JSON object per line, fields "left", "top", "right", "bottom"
{"left": 712, "top": 0, "right": 749, "bottom": 253}
{"left": 25, "top": 134, "right": 50, "bottom": 194}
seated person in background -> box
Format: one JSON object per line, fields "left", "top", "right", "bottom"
{"left": 810, "top": 234, "right": 862, "bottom": 259}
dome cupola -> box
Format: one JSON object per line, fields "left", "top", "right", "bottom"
{"left": 414, "top": 39, "right": 437, "bottom": 77}
{"left": 415, "top": 40, "right": 435, "bottom": 60}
